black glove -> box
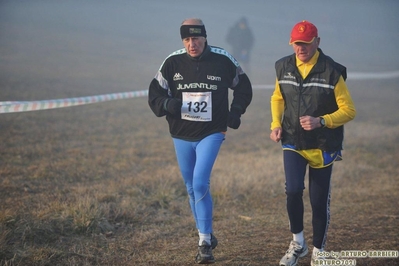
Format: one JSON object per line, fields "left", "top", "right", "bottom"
{"left": 164, "top": 98, "right": 182, "bottom": 116}
{"left": 227, "top": 108, "right": 242, "bottom": 129}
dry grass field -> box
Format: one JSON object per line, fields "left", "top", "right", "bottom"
{"left": 0, "top": 76, "right": 398, "bottom": 265}
{"left": 1, "top": 1, "right": 398, "bottom": 265}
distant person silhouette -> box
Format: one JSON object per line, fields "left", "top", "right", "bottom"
{"left": 226, "top": 17, "right": 255, "bottom": 74}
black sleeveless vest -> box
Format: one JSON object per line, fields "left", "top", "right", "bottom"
{"left": 275, "top": 49, "right": 347, "bottom": 151}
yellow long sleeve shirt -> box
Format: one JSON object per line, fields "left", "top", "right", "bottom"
{"left": 270, "top": 50, "right": 356, "bottom": 168}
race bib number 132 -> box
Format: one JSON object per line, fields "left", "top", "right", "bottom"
{"left": 181, "top": 92, "right": 212, "bottom": 121}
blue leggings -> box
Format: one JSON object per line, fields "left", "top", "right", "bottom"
{"left": 173, "top": 133, "right": 225, "bottom": 234}
{"left": 283, "top": 150, "right": 333, "bottom": 249}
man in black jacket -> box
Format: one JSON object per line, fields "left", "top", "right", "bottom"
{"left": 148, "top": 18, "right": 252, "bottom": 264}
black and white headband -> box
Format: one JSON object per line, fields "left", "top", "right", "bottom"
{"left": 180, "top": 25, "right": 207, "bottom": 39}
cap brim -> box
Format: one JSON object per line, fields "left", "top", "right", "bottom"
{"left": 289, "top": 37, "right": 316, "bottom": 45}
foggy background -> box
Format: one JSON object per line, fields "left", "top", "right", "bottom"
{"left": 0, "top": 0, "right": 398, "bottom": 99}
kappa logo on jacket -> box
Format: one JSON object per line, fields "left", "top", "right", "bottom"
{"left": 173, "top": 73, "right": 183, "bottom": 81}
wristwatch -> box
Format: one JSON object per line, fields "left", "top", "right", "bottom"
{"left": 319, "top": 117, "right": 325, "bottom": 127}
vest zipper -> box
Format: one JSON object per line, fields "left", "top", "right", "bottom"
{"left": 296, "top": 77, "right": 303, "bottom": 149}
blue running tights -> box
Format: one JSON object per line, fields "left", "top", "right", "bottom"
{"left": 173, "top": 133, "right": 225, "bottom": 234}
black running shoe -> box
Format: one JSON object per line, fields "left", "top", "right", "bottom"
{"left": 195, "top": 240, "right": 215, "bottom": 264}
{"left": 210, "top": 233, "right": 218, "bottom": 250}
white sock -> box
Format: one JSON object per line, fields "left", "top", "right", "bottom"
{"left": 293, "top": 231, "right": 304, "bottom": 246}
{"left": 198, "top": 232, "right": 211, "bottom": 246}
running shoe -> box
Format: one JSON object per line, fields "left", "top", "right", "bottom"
{"left": 279, "top": 240, "right": 308, "bottom": 266}
{"left": 210, "top": 233, "right": 218, "bottom": 249}
{"left": 195, "top": 240, "right": 215, "bottom": 264}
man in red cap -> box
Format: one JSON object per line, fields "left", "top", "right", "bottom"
{"left": 270, "top": 20, "right": 356, "bottom": 266}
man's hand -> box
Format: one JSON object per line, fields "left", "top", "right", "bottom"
{"left": 299, "top": 116, "right": 321, "bottom": 130}
{"left": 227, "top": 110, "right": 241, "bottom": 129}
{"left": 270, "top": 127, "right": 282, "bottom": 143}
{"left": 165, "top": 98, "right": 182, "bottom": 116}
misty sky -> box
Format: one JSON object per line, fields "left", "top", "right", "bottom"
{"left": 0, "top": 0, "right": 398, "bottom": 95}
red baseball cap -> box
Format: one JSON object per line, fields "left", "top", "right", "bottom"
{"left": 289, "top": 20, "right": 318, "bottom": 45}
